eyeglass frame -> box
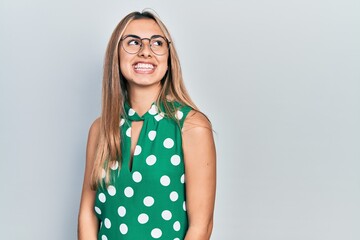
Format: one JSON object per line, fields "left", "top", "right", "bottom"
{"left": 120, "top": 34, "right": 171, "bottom": 56}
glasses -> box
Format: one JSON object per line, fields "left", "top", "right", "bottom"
{"left": 120, "top": 34, "right": 170, "bottom": 56}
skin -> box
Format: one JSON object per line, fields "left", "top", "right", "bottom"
{"left": 119, "top": 19, "right": 169, "bottom": 95}
{"left": 78, "top": 18, "right": 216, "bottom": 240}
{"left": 182, "top": 112, "right": 216, "bottom": 240}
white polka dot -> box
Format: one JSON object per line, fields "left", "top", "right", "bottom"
{"left": 98, "top": 193, "right": 106, "bottom": 203}
{"left": 101, "top": 169, "right": 106, "bottom": 179}
{"left": 174, "top": 238, "right": 180, "bottom": 240}
{"left": 128, "top": 108, "right": 135, "bottom": 116}
{"left": 126, "top": 127, "right": 131, "bottom": 137}
{"left": 94, "top": 206, "right": 101, "bottom": 215}
{"left": 161, "top": 210, "right": 172, "bottom": 220}
{"left": 175, "top": 110, "right": 183, "bottom": 120}
{"left": 163, "top": 138, "right": 174, "bottom": 149}
{"left": 173, "top": 221, "right": 181, "bottom": 231}
{"left": 132, "top": 171, "right": 142, "bottom": 183}
{"left": 120, "top": 118, "right": 125, "bottom": 126}
{"left": 124, "top": 186, "right": 134, "bottom": 197}
{"left": 110, "top": 161, "right": 119, "bottom": 170}
{"left": 148, "top": 105, "right": 158, "bottom": 115}
{"left": 154, "top": 112, "right": 164, "bottom": 121}
{"left": 107, "top": 185, "right": 116, "bottom": 196}
{"left": 143, "top": 196, "right": 154, "bottom": 207}
{"left": 170, "top": 191, "right": 179, "bottom": 202}
{"left": 138, "top": 213, "right": 149, "bottom": 224}
{"left": 101, "top": 235, "right": 108, "bottom": 240}
{"left": 171, "top": 155, "right": 181, "bottom": 166}
{"left": 148, "top": 130, "right": 157, "bottom": 141}
{"left": 118, "top": 206, "right": 126, "bottom": 217}
{"left": 151, "top": 228, "right": 162, "bottom": 238}
{"left": 183, "top": 201, "right": 186, "bottom": 211}
{"left": 180, "top": 174, "right": 185, "bottom": 184}
{"left": 119, "top": 223, "right": 128, "bottom": 234}
{"left": 146, "top": 155, "right": 157, "bottom": 166}
{"left": 160, "top": 175, "right": 171, "bottom": 186}
{"left": 104, "top": 218, "right": 111, "bottom": 229}
{"left": 134, "top": 145, "right": 142, "bottom": 156}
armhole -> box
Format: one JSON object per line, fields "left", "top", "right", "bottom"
{"left": 178, "top": 105, "right": 193, "bottom": 129}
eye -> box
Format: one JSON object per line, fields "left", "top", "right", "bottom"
{"left": 127, "top": 38, "right": 141, "bottom": 46}
{"left": 152, "top": 38, "right": 165, "bottom": 47}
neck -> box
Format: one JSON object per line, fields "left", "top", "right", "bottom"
{"left": 127, "top": 83, "right": 162, "bottom": 116}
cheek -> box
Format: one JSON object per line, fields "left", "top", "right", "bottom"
{"left": 158, "top": 55, "right": 169, "bottom": 71}
{"left": 119, "top": 59, "right": 127, "bottom": 72}
{"left": 119, "top": 53, "right": 132, "bottom": 77}
{"left": 119, "top": 61, "right": 127, "bottom": 78}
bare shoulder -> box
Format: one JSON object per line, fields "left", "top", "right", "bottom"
{"left": 87, "top": 117, "right": 101, "bottom": 145}
{"left": 182, "top": 110, "right": 212, "bottom": 134}
{"left": 182, "top": 109, "right": 216, "bottom": 169}
{"left": 90, "top": 117, "right": 101, "bottom": 131}
{"left": 84, "top": 117, "right": 101, "bottom": 171}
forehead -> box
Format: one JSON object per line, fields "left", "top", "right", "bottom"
{"left": 123, "top": 19, "right": 164, "bottom": 37}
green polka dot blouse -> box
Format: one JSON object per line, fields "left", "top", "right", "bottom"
{"left": 95, "top": 101, "right": 192, "bottom": 240}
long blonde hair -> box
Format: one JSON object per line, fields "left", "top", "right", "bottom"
{"left": 91, "top": 10, "right": 198, "bottom": 189}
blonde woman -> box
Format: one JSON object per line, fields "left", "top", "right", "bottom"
{"left": 78, "top": 10, "right": 216, "bottom": 240}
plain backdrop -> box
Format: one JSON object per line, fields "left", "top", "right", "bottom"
{"left": 1, "top": 0, "right": 359, "bottom": 239}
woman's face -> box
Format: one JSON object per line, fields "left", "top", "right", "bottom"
{"left": 119, "top": 19, "right": 169, "bottom": 89}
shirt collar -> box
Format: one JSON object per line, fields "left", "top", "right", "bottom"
{"left": 123, "top": 101, "right": 160, "bottom": 121}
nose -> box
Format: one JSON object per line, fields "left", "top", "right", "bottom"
{"left": 138, "top": 39, "right": 152, "bottom": 58}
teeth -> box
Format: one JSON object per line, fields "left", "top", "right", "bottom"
{"left": 135, "top": 63, "right": 154, "bottom": 69}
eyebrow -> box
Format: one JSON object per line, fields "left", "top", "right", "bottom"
{"left": 123, "top": 34, "right": 166, "bottom": 39}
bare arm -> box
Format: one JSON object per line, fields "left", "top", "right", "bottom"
{"left": 182, "top": 111, "right": 216, "bottom": 240}
{"left": 78, "top": 118, "right": 100, "bottom": 240}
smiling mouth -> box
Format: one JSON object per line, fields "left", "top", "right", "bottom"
{"left": 133, "top": 62, "right": 156, "bottom": 74}
{"left": 134, "top": 63, "right": 155, "bottom": 70}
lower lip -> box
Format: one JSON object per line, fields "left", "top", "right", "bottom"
{"left": 133, "top": 66, "right": 156, "bottom": 74}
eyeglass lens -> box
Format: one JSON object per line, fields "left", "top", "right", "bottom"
{"left": 122, "top": 36, "right": 169, "bottom": 55}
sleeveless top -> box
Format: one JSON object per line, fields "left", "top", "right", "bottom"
{"left": 94, "top": 101, "right": 193, "bottom": 240}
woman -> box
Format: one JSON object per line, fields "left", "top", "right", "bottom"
{"left": 78, "top": 10, "right": 216, "bottom": 240}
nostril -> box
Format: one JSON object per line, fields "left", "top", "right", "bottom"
{"left": 138, "top": 47, "right": 152, "bottom": 57}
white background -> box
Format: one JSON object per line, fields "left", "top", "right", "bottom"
{"left": 1, "top": 0, "right": 359, "bottom": 239}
